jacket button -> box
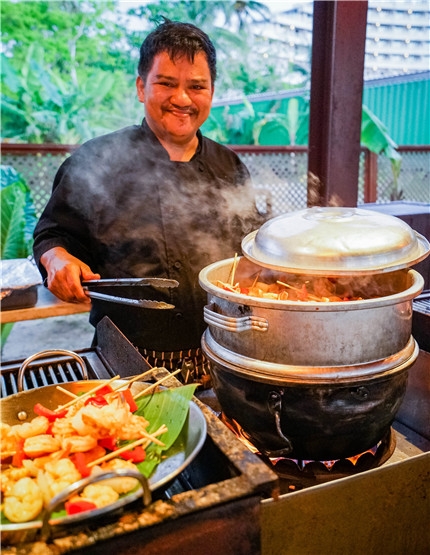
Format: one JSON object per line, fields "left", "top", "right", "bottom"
{"left": 174, "top": 261, "right": 182, "bottom": 269}
{"left": 198, "top": 162, "right": 205, "bottom": 172}
{"left": 175, "top": 312, "right": 183, "bottom": 320}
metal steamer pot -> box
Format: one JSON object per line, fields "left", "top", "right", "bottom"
{"left": 199, "top": 207, "right": 430, "bottom": 460}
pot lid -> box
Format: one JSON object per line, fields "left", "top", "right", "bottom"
{"left": 241, "top": 207, "right": 430, "bottom": 275}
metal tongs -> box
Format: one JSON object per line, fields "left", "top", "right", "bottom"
{"left": 82, "top": 277, "right": 179, "bottom": 309}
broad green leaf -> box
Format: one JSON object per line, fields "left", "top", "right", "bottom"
{"left": 0, "top": 54, "right": 21, "bottom": 94}
{"left": 361, "top": 105, "right": 400, "bottom": 161}
{"left": 1, "top": 185, "right": 27, "bottom": 259}
{"left": 0, "top": 166, "right": 37, "bottom": 258}
{"left": 134, "top": 384, "right": 197, "bottom": 478}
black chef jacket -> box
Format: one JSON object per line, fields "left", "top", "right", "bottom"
{"left": 33, "top": 119, "right": 264, "bottom": 352}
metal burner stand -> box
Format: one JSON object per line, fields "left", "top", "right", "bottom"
{"left": 260, "top": 348, "right": 430, "bottom": 555}
{"left": 1, "top": 318, "right": 429, "bottom": 555}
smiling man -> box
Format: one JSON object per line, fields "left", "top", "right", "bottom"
{"left": 33, "top": 19, "right": 264, "bottom": 385}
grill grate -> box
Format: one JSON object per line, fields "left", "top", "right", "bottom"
{"left": 413, "top": 296, "right": 430, "bottom": 315}
{"left": 0, "top": 357, "right": 89, "bottom": 398}
{"left": 24, "top": 360, "right": 87, "bottom": 390}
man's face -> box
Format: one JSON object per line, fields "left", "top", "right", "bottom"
{"left": 136, "top": 51, "right": 214, "bottom": 146}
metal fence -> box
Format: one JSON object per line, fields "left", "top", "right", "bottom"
{"left": 1, "top": 144, "right": 429, "bottom": 218}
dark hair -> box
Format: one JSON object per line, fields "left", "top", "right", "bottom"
{"left": 138, "top": 18, "right": 217, "bottom": 85}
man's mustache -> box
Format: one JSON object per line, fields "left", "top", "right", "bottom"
{"left": 164, "top": 105, "right": 198, "bottom": 116}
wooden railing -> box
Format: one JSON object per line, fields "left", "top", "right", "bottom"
{"left": 2, "top": 143, "right": 429, "bottom": 214}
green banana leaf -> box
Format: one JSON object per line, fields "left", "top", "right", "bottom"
{"left": 134, "top": 383, "right": 198, "bottom": 478}
{"left": 361, "top": 105, "right": 401, "bottom": 162}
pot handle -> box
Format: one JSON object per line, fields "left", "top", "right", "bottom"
{"left": 204, "top": 304, "right": 268, "bottom": 333}
{"left": 261, "top": 391, "right": 294, "bottom": 458}
{"left": 18, "top": 349, "right": 89, "bottom": 392}
{"left": 40, "top": 469, "right": 151, "bottom": 541}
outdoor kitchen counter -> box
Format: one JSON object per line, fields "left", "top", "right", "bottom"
{"left": 0, "top": 285, "right": 90, "bottom": 324}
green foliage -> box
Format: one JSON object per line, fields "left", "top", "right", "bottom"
{"left": 0, "top": 165, "right": 38, "bottom": 348}
{"left": 0, "top": 0, "right": 400, "bottom": 162}
{"left": 134, "top": 384, "right": 197, "bottom": 478}
{"left": 361, "top": 105, "right": 403, "bottom": 199}
{"left": 203, "top": 96, "right": 309, "bottom": 145}
{"left": 1, "top": 0, "right": 308, "bottom": 144}
{"left": 1, "top": 166, "right": 37, "bottom": 259}
{"left": 361, "top": 105, "right": 401, "bottom": 161}
{"left": 1, "top": 0, "right": 141, "bottom": 143}
{"left": 1, "top": 43, "right": 136, "bottom": 143}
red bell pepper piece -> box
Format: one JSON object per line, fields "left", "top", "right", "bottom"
{"left": 119, "top": 445, "right": 146, "bottom": 463}
{"left": 98, "top": 436, "right": 117, "bottom": 451}
{"left": 70, "top": 445, "right": 106, "bottom": 477}
{"left": 65, "top": 500, "right": 97, "bottom": 515}
{"left": 70, "top": 452, "right": 92, "bottom": 477}
{"left": 84, "top": 394, "right": 108, "bottom": 407}
{"left": 120, "top": 388, "right": 138, "bottom": 413}
{"left": 12, "top": 439, "right": 27, "bottom": 468}
{"left": 93, "top": 384, "right": 114, "bottom": 396}
{"left": 33, "top": 403, "right": 67, "bottom": 421}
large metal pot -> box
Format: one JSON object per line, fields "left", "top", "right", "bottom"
{"left": 202, "top": 329, "right": 418, "bottom": 460}
{"left": 200, "top": 258, "right": 423, "bottom": 366}
{"left": 199, "top": 207, "right": 430, "bottom": 460}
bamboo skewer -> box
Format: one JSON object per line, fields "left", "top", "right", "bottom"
{"left": 55, "top": 375, "right": 121, "bottom": 411}
{"left": 87, "top": 425, "right": 168, "bottom": 468}
{"left": 229, "top": 253, "right": 239, "bottom": 286}
{"left": 55, "top": 365, "right": 180, "bottom": 410}
{"left": 276, "top": 280, "right": 322, "bottom": 302}
{"left": 251, "top": 271, "right": 261, "bottom": 289}
{"left": 133, "top": 368, "right": 183, "bottom": 400}
{"left": 56, "top": 386, "right": 79, "bottom": 399}
{"left": 113, "top": 368, "right": 155, "bottom": 392}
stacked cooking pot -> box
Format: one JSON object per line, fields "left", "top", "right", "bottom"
{"left": 199, "top": 207, "right": 430, "bottom": 460}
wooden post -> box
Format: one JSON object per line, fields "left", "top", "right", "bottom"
{"left": 364, "top": 149, "right": 378, "bottom": 203}
{"left": 308, "top": 1, "right": 368, "bottom": 207}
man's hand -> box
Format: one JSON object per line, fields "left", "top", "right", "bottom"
{"left": 40, "top": 247, "right": 100, "bottom": 303}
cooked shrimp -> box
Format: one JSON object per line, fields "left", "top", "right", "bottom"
{"left": 0, "top": 422, "right": 17, "bottom": 458}
{"left": 3, "top": 476, "right": 44, "bottom": 523}
{"left": 23, "top": 434, "right": 61, "bottom": 458}
{"left": 97, "top": 458, "right": 140, "bottom": 494}
{"left": 11, "top": 416, "right": 50, "bottom": 439}
{"left": 0, "top": 466, "right": 32, "bottom": 497}
{"left": 118, "top": 414, "right": 150, "bottom": 440}
{"left": 42, "top": 459, "right": 81, "bottom": 498}
{"left": 61, "top": 434, "right": 97, "bottom": 453}
{"left": 77, "top": 483, "right": 119, "bottom": 508}
{"left": 50, "top": 415, "right": 76, "bottom": 437}
{"left": 73, "top": 398, "right": 134, "bottom": 438}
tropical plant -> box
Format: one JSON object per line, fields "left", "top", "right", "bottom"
{"left": 1, "top": 43, "right": 137, "bottom": 144}
{"left": 361, "top": 105, "right": 403, "bottom": 200}
{"left": 1, "top": 0, "right": 142, "bottom": 143}
{"left": 204, "top": 95, "right": 309, "bottom": 145}
{"left": 1, "top": 166, "right": 37, "bottom": 259}
{"left": 1, "top": 165, "right": 39, "bottom": 347}
{"left": 1, "top": 0, "right": 308, "bottom": 143}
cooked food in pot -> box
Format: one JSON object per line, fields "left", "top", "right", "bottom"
{"left": 216, "top": 263, "right": 411, "bottom": 302}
